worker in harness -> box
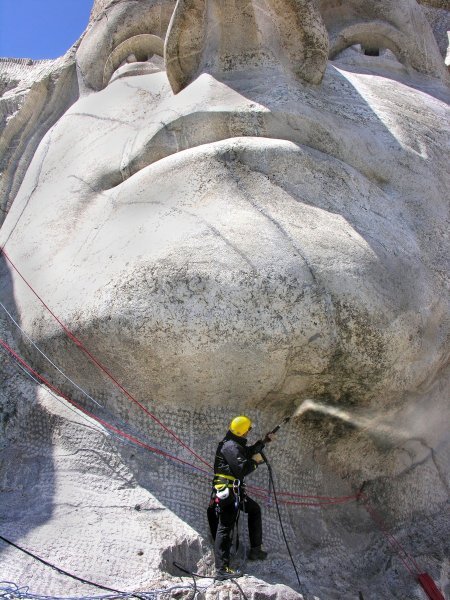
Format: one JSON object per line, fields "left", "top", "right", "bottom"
{"left": 207, "top": 415, "right": 275, "bottom": 580}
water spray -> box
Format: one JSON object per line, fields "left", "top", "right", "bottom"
{"left": 290, "top": 398, "right": 409, "bottom": 439}
{"left": 260, "top": 401, "right": 445, "bottom": 600}
{"left": 258, "top": 399, "right": 399, "bottom": 599}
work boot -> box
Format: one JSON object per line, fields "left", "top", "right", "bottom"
{"left": 215, "top": 566, "right": 243, "bottom": 580}
{"left": 248, "top": 545, "right": 268, "bottom": 561}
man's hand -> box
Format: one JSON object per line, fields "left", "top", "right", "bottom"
{"left": 265, "top": 433, "right": 276, "bottom": 443}
{"left": 252, "top": 453, "right": 265, "bottom": 464}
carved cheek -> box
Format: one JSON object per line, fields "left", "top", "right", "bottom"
{"left": 165, "top": 0, "right": 329, "bottom": 93}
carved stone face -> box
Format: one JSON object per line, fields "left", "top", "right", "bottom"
{"left": 1, "top": 0, "right": 449, "bottom": 421}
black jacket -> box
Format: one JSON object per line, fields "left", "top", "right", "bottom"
{"left": 214, "top": 430, "right": 265, "bottom": 481}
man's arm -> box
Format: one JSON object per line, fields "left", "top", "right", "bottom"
{"left": 221, "top": 441, "right": 258, "bottom": 479}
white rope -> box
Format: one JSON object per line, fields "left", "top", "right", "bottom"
{"left": 2, "top": 351, "right": 107, "bottom": 437}
{"left": 0, "top": 300, "right": 104, "bottom": 408}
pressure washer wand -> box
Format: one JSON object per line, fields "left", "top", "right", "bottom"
{"left": 262, "top": 416, "right": 290, "bottom": 444}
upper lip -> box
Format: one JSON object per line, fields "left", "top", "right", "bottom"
{"left": 114, "top": 105, "right": 372, "bottom": 190}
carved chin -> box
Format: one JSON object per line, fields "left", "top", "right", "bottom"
{"left": 31, "top": 137, "right": 444, "bottom": 409}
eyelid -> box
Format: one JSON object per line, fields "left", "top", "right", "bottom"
{"left": 329, "top": 21, "right": 406, "bottom": 65}
{"left": 328, "top": 19, "right": 446, "bottom": 80}
{"left": 103, "top": 34, "right": 164, "bottom": 87}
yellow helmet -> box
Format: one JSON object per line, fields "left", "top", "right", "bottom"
{"left": 229, "top": 415, "right": 252, "bottom": 437}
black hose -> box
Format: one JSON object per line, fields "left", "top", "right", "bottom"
{"left": 0, "top": 535, "right": 132, "bottom": 596}
{"left": 230, "top": 578, "right": 249, "bottom": 600}
{"left": 260, "top": 452, "right": 308, "bottom": 599}
{"left": 172, "top": 562, "right": 249, "bottom": 600}
{"left": 189, "top": 572, "right": 197, "bottom": 600}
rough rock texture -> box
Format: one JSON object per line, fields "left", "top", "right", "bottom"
{"left": 165, "top": 0, "right": 329, "bottom": 91}
{"left": 0, "top": 53, "right": 78, "bottom": 222}
{"left": 422, "top": 6, "right": 450, "bottom": 58}
{"left": 0, "top": 0, "right": 449, "bottom": 599}
{"left": 419, "top": 4, "right": 450, "bottom": 62}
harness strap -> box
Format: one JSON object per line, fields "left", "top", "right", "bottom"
{"left": 214, "top": 473, "right": 237, "bottom": 481}
{"left": 213, "top": 473, "right": 241, "bottom": 490}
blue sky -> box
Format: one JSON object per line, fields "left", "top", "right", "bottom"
{"left": 0, "top": 0, "right": 93, "bottom": 60}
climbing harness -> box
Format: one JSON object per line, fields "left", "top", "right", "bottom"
{"left": 213, "top": 473, "right": 241, "bottom": 507}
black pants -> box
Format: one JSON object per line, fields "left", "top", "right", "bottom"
{"left": 211, "top": 495, "right": 262, "bottom": 569}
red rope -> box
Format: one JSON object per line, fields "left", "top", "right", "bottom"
{"left": 281, "top": 495, "right": 360, "bottom": 507}
{"left": 0, "top": 248, "right": 212, "bottom": 470}
{"left": 359, "top": 493, "right": 421, "bottom": 578}
{"left": 0, "top": 249, "right": 370, "bottom": 505}
{"left": 0, "top": 250, "right": 390, "bottom": 507}
{"left": 0, "top": 337, "right": 438, "bottom": 592}
{"left": 0, "top": 336, "right": 210, "bottom": 476}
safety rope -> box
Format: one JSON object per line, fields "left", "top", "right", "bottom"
{"left": 358, "top": 493, "right": 421, "bottom": 579}
{"left": 0, "top": 223, "right": 443, "bottom": 598}
{"left": 0, "top": 337, "right": 210, "bottom": 477}
{"left": 2, "top": 349, "right": 207, "bottom": 485}
{"left": 0, "top": 248, "right": 212, "bottom": 470}
{"left": 1, "top": 338, "right": 443, "bottom": 598}
{"left": 0, "top": 263, "right": 361, "bottom": 505}
{"left": 0, "top": 299, "right": 103, "bottom": 408}
{"left": 0, "top": 300, "right": 204, "bottom": 477}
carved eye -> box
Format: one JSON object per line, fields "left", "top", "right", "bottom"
{"left": 333, "top": 43, "right": 402, "bottom": 66}
{"left": 103, "top": 34, "right": 165, "bottom": 86}
{"left": 329, "top": 23, "right": 408, "bottom": 68}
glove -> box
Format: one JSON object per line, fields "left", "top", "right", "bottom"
{"left": 252, "top": 453, "right": 264, "bottom": 464}
{"left": 251, "top": 439, "right": 265, "bottom": 454}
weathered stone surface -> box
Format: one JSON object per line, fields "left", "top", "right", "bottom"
{"left": 0, "top": 0, "right": 449, "bottom": 598}
{"left": 0, "top": 53, "right": 78, "bottom": 222}
{"left": 165, "top": 0, "right": 329, "bottom": 92}
{"left": 420, "top": 5, "right": 450, "bottom": 61}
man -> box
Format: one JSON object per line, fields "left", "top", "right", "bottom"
{"left": 208, "top": 415, "right": 274, "bottom": 580}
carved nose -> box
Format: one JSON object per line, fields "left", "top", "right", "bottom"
{"left": 165, "top": 0, "right": 329, "bottom": 93}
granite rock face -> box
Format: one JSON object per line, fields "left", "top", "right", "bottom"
{"left": 0, "top": 1, "right": 449, "bottom": 598}
{"left": 0, "top": 54, "right": 78, "bottom": 221}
